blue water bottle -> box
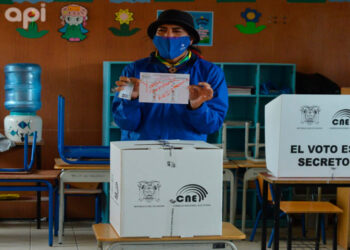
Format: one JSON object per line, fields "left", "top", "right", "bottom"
{"left": 4, "top": 63, "right": 43, "bottom": 142}
{"left": 4, "top": 63, "right": 42, "bottom": 112}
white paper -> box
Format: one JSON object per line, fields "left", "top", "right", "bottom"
{"left": 118, "top": 82, "right": 134, "bottom": 100}
{"left": 139, "top": 72, "right": 190, "bottom": 104}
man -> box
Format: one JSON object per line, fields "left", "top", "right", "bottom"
{"left": 112, "top": 9, "right": 228, "bottom": 141}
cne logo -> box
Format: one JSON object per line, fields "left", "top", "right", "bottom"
{"left": 332, "top": 109, "right": 350, "bottom": 126}
{"left": 174, "top": 184, "right": 208, "bottom": 203}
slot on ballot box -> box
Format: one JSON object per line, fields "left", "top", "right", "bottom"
{"left": 265, "top": 94, "right": 350, "bottom": 177}
{"left": 110, "top": 140, "right": 223, "bottom": 238}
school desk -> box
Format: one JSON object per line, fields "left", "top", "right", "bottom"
{"left": 54, "top": 158, "right": 110, "bottom": 244}
{"left": 259, "top": 172, "right": 350, "bottom": 250}
{"left": 92, "top": 222, "right": 245, "bottom": 250}
{"left": 0, "top": 170, "right": 59, "bottom": 246}
{"left": 233, "top": 160, "right": 266, "bottom": 233}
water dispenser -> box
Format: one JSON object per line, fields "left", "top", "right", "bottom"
{"left": 4, "top": 63, "right": 42, "bottom": 142}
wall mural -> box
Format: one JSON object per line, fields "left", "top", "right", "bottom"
{"left": 110, "top": 0, "right": 149, "bottom": 2}
{"left": 235, "top": 8, "right": 266, "bottom": 34}
{"left": 58, "top": 4, "right": 88, "bottom": 42}
{"left": 268, "top": 15, "right": 287, "bottom": 25}
{"left": 0, "top": 0, "right": 92, "bottom": 3}
{"left": 109, "top": 9, "right": 140, "bottom": 36}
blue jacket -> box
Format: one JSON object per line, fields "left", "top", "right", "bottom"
{"left": 112, "top": 53, "right": 228, "bottom": 141}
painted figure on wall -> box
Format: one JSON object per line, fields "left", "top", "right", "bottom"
{"left": 59, "top": 4, "right": 88, "bottom": 42}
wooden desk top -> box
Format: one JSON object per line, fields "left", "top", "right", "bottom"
{"left": 54, "top": 158, "right": 110, "bottom": 170}
{"left": 280, "top": 201, "right": 343, "bottom": 214}
{"left": 55, "top": 159, "right": 236, "bottom": 170}
{"left": 16, "top": 140, "right": 44, "bottom": 146}
{"left": 233, "top": 160, "right": 266, "bottom": 168}
{"left": 93, "top": 222, "right": 246, "bottom": 243}
{"left": 0, "top": 170, "right": 60, "bottom": 180}
{"left": 223, "top": 161, "right": 239, "bottom": 169}
{"left": 260, "top": 172, "right": 350, "bottom": 184}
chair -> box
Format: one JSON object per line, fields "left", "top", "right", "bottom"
{"left": 223, "top": 168, "right": 235, "bottom": 224}
{"left": 54, "top": 183, "right": 102, "bottom": 237}
{"left": 58, "top": 95, "right": 109, "bottom": 164}
{"left": 280, "top": 201, "right": 342, "bottom": 250}
{"left": 0, "top": 132, "right": 37, "bottom": 172}
{"left": 244, "top": 122, "right": 265, "bottom": 162}
{"left": 250, "top": 177, "right": 326, "bottom": 248}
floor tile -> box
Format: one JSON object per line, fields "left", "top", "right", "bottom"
{"left": 0, "top": 220, "right": 346, "bottom": 250}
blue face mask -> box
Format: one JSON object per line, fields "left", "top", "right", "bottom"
{"left": 153, "top": 36, "right": 191, "bottom": 60}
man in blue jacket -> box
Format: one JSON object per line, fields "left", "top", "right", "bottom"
{"left": 112, "top": 9, "right": 228, "bottom": 141}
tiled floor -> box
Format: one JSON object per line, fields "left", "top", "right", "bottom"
{"left": 0, "top": 220, "right": 346, "bottom": 250}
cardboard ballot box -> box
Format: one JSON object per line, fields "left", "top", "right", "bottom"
{"left": 110, "top": 140, "right": 223, "bottom": 238}
{"left": 265, "top": 94, "right": 350, "bottom": 177}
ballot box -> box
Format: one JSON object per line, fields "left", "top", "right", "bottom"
{"left": 265, "top": 94, "right": 350, "bottom": 177}
{"left": 110, "top": 140, "right": 223, "bottom": 237}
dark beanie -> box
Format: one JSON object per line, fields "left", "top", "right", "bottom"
{"left": 147, "top": 9, "right": 200, "bottom": 44}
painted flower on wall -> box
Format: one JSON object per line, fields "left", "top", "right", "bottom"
{"left": 241, "top": 8, "right": 261, "bottom": 23}
{"left": 109, "top": 9, "right": 140, "bottom": 36}
{"left": 235, "top": 8, "right": 266, "bottom": 34}
{"left": 115, "top": 9, "right": 134, "bottom": 24}
{"left": 16, "top": 10, "right": 49, "bottom": 38}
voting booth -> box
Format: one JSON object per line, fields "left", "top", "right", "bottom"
{"left": 110, "top": 140, "right": 223, "bottom": 238}
{"left": 265, "top": 94, "right": 350, "bottom": 177}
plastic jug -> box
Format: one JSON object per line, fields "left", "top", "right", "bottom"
{"left": 4, "top": 63, "right": 42, "bottom": 112}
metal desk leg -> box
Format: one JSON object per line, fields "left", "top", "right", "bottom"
{"left": 223, "top": 169, "right": 236, "bottom": 224}
{"left": 261, "top": 179, "right": 268, "bottom": 250}
{"left": 58, "top": 171, "right": 65, "bottom": 244}
{"left": 287, "top": 215, "right": 292, "bottom": 250}
{"left": 102, "top": 183, "right": 110, "bottom": 223}
{"left": 47, "top": 181, "right": 54, "bottom": 247}
{"left": 223, "top": 179, "right": 228, "bottom": 221}
{"left": 54, "top": 187, "right": 59, "bottom": 236}
{"left": 333, "top": 214, "right": 338, "bottom": 250}
{"left": 241, "top": 168, "right": 266, "bottom": 233}
{"left": 273, "top": 184, "right": 281, "bottom": 250}
{"left": 97, "top": 240, "right": 103, "bottom": 250}
{"left": 36, "top": 145, "right": 42, "bottom": 229}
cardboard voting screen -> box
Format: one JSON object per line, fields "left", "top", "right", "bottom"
{"left": 265, "top": 94, "right": 350, "bottom": 177}
{"left": 139, "top": 72, "right": 190, "bottom": 104}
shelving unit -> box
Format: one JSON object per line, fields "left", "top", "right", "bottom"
{"left": 102, "top": 61, "right": 295, "bottom": 159}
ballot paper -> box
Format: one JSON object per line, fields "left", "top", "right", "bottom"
{"left": 118, "top": 82, "right": 134, "bottom": 100}
{"left": 139, "top": 72, "right": 190, "bottom": 104}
